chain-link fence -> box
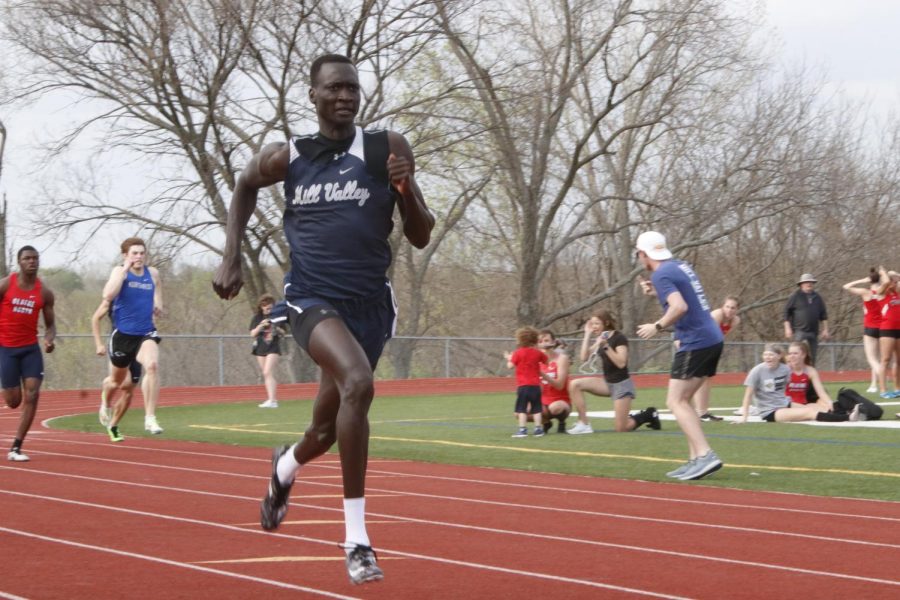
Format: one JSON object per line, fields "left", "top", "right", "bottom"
{"left": 42, "top": 334, "right": 870, "bottom": 390}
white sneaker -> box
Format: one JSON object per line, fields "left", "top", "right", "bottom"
{"left": 144, "top": 416, "right": 164, "bottom": 434}
{"left": 258, "top": 399, "right": 279, "bottom": 408}
{"left": 567, "top": 421, "right": 593, "bottom": 435}
{"left": 866, "top": 385, "right": 878, "bottom": 393}
{"left": 7, "top": 450, "right": 30, "bottom": 462}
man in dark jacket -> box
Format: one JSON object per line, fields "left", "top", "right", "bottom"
{"left": 784, "top": 273, "right": 829, "bottom": 364}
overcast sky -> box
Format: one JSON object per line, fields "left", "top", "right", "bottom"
{"left": 2, "top": 0, "right": 899, "bottom": 269}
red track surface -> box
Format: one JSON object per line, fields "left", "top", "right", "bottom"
{"left": 2, "top": 375, "right": 898, "bottom": 599}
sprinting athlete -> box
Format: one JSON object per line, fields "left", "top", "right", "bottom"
{"left": 98, "top": 237, "right": 164, "bottom": 441}
{"left": 213, "top": 53, "right": 434, "bottom": 585}
{"left": 91, "top": 296, "right": 144, "bottom": 427}
{"left": 0, "top": 246, "right": 56, "bottom": 462}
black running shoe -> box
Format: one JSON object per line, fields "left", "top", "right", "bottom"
{"left": 646, "top": 407, "right": 661, "bottom": 430}
{"left": 342, "top": 543, "right": 384, "bottom": 585}
{"left": 260, "top": 445, "right": 293, "bottom": 531}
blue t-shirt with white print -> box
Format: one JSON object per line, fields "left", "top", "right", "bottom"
{"left": 651, "top": 259, "right": 723, "bottom": 351}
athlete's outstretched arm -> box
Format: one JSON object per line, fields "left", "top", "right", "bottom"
{"left": 213, "top": 142, "right": 290, "bottom": 300}
{"left": 387, "top": 131, "right": 434, "bottom": 249}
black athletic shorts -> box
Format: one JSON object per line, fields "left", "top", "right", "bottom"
{"left": 108, "top": 330, "right": 161, "bottom": 369}
{"left": 879, "top": 329, "right": 900, "bottom": 339}
{"left": 670, "top": 342, "right": 723, "bottom": 380}
{"left": 863, "top": 327, "right": 881, "bottom": 338}
{"left": 284, "top": 284, "right": 397, "bottom": 369}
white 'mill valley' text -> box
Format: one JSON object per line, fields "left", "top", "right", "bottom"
{"left": 293, "top": 180, "right": 371, "bottom": 207}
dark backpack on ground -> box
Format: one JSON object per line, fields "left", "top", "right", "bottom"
{"left": 835, "top": 387, "right": 884, "bottom": 421}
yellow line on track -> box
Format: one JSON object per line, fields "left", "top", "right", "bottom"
{"left": 189, "top": 425, "right": 900, "bottom": 479}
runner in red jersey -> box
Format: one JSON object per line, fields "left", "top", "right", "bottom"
{"left": 843, "top": 269, "right": 884, "bottom": 393}
{"left": 876, "top": 267, "right": 900, "bottom": 398}
{"left": 0, "top": 246, "right": 56, "bottom": 462}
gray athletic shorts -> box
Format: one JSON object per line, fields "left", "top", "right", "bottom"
{"left": 609, "top": 378, "right": 636, "bottom": 401}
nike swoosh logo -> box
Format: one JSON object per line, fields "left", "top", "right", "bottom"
{"left": 339, "top": 167, "right": 354, "bottom": 175}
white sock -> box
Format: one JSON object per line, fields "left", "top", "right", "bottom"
{"left": 343, "top": 497, "right": 370, "bottom": 550}
{"left": 276, "top": 444, "right": 301, "bottom": 486}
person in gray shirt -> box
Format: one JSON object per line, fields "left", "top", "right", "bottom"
{"left": 737, "top": 343, "right": 859, "bottom": 423}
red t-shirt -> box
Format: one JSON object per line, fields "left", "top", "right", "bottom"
{"left": 880, "top": 292, "right": 900, "bottom": 330}
{"left": 540, "top": 356, "right": 570, "bottom": 405}
{"left": 510, "top": 346, "right": 547, "bottom": 386}
{"left": 786, "top": 369, "right": 811, "bottom": 405}
{"left": 0, "top": 273, "right": 44, "bottom": 347}
{"left": 863, "top": 296, "right": 883, "bottom": 329}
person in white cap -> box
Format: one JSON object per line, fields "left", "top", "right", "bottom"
{"left": 783, "top": 273, "right": 829, "bottom": 364}
{"left": 635, "top": 231, "right": 724, "bottom": 481}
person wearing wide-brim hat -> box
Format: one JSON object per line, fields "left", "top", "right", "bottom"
{"left": 783, "top": 272, "right": 829, "bottom": 364}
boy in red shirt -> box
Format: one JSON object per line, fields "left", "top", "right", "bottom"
{"left": 505, "top": 327, "right": 548, "bottom": 437}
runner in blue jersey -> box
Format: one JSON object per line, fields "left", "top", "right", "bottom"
{"left": 98, "top": 238, "right": 164, "bottom": 441}
{"left": 635, "top": 231, "right": 724, "bottom": 481}
{"left": 213, "top": 53, "right": 434, "bottom": 585}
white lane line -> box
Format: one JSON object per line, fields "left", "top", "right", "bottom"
{"left": 0, "top": 489, "right": 687, "bottom": 599}
{"left": 1, "top": 472, "right": 898, "bottom": 590}
{"left": 5, "top": 450, "right": 898, "bottom": 550}
{"left": 15, "top": 435, "right": 900, "bottom": 521}
{"left": 0, "top": 526, "right": 359, "bottom": 600}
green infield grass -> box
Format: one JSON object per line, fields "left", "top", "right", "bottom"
{"left": 49, "top": 381, "right": 900, "bottom": 501}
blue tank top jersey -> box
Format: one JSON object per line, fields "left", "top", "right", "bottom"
{"left": 112, "top": 269, "right": 156, "bottom": 336}
{"left": 283, "top": 126, "right": 395, "bottom": 301}
{"left": 651, "top": 259, "right": 724, "bottom": 351}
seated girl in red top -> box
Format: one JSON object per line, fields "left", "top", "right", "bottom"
{"left": 505, "top": 326, "right": 548, "bottom": 438}
{"left": 786, "top": 340, "right": 833, "bottom": 407}
{"left": 536, "top": 329, "right": 572, "bottom": 433}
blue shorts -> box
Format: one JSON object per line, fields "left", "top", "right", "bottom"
{"left": 0, "top": 344, "right": 44, "bottom": 389}
{"left": 515, "top": 385, "right": 543, "bottom": 414}
{"left": 283, "top": 283, "right": 397, "bottom": 369}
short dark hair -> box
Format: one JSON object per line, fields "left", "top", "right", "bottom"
{"left": 17, "top": 245, "right": 38, "bottom": 260}
{"left": 310, "top": 54, "right": 354, "bottom": 85}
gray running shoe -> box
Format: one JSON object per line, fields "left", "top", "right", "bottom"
{"left": 343, "top": 543, "right": 384, "bottom": 585}
{"left": 677, "top": 451, "right": 723, "bottom": 481}
{"left": 260, "top": 445, "right": 293, "bottom": 530}
{"left": 666, "top": 460, "right": 694, "bottom": 478}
